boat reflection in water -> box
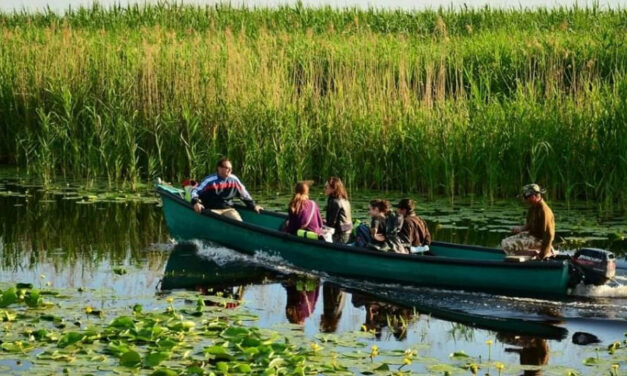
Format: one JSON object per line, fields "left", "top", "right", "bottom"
{"left": 160, "top": 242, "right": 273, "bottom": 309}
{"left": 161, "top": 242, "right": 608, "bottom": 373}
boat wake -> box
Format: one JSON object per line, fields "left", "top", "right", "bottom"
{"left": 191, "top": 240, "right": 308, "bottom": 277}
{"left": 193, "top": 240, "right": 252, "bottom": 266}
{"left": 572, "top": 276, "right": 627, "bottom": 298}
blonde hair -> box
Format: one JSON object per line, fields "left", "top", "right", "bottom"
{"left": 289, "top": 182, "right": 310, "bottom": 215}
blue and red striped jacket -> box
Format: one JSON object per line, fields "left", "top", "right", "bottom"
{"left": 191, "top": 174, "right": 256, "bottom": 209}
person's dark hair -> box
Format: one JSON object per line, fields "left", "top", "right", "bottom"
{"left": 216, "top": 157, "right": 231, "bottom": 168}
{"left": 396, "top": 198, "right": 415, "bottom": 214}
{"left": 289, "top": 182, "right": 310, "bottom": 215}
{"left": 369, "top": 199, "right": 390, "bottom": 213}
{"left": 326, "top": 177, "right": 348, "bottom": 200}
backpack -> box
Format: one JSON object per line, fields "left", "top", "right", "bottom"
{"left": 384, "top": 212, "right": 403, "bottom": 238}
{"left": 384, "top": 212, "right": 406, "bottom": 253}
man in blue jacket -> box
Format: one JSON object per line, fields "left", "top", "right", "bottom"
{"left": 191, "top": 157, "right": 262, "bottom": 221}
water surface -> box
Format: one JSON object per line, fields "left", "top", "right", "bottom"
{"left": 1, "top": 176, "right": 626, "bottom": 374}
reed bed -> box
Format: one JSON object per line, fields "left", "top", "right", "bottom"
{"left": 0, "top": 4, "right": 625, "bottom": 207}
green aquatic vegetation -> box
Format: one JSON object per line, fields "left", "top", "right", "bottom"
{"left": 113, "top": 267, "right": 128, "bottom": 276}
{"left": 0, "top": 286, "right": 45, "bottom": 309}
{"left": 0, "top": 283, "right": 626, "bottom": 375}
{"left": 428, "top": 362, "right": 465, "bottom": 374}
{"left": 0, "top": 5, "right": 626, "bottom": 207}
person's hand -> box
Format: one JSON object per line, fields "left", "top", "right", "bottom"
{"left": 253, "top": 205, "right": 263, "bottom": 213}
{"left": 373, "top": 233, "right": 385, "bottom": 242}
{"left": 193, "top": 202, "right": 205, "bottom": 213}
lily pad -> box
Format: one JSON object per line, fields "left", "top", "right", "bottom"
{"left": 120, "top": 350, "right": 142, "bottom": 368}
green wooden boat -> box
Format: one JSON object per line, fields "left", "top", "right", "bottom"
{"left": 157, "top": 184, "right": 576, "bottom": 298}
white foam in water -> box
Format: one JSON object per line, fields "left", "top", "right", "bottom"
{"left": 192, "top": 239, "right": 307, "bottom": 276}
{"left": 572, "top": 281, "right": 627, "bottom": 298}
{"left": 252, "top": 250, "right": 321, "bottom": 277}
{"left": 193, "top": 240, "right": 252, "bottom": 265}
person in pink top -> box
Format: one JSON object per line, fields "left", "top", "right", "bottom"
{"left": 283, "top": 181, "right": 324, "bottom": 236}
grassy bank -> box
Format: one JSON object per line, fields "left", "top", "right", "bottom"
{"left": 0, "top": 4, "right": 625, "bottom": 207}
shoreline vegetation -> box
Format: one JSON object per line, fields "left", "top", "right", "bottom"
{"left": 0, "top": 4, "right": 625, "bottom": 208}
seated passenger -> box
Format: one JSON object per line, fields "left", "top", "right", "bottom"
{"left": 501, "top": 184, "right": 556, "bottom": 259}
{"left": 395, "top": 198, "right": 431, "bottom": 253}
{"left": 191, "top": 157, "right": 262, "bottom": 221}
{"left": 284, "top": 182, "right": 324, "bottom": 236}
{"left": 324, "top": 177, "right": 353, "bottom": 244}
{"left": 354, "top": 200, "right": 405, "bottom": 253}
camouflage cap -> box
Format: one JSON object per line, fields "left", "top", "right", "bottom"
{"left": 520, "top": 184, "right": 546, "bottom": 198}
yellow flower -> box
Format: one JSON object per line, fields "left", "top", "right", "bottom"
{"left": 485, "top": 339, "right": 493, "bottom": 346}
{"left": 403, "top": 357, "right": 412, "bottom": 365}
{"left": 612, "top": 364, "right": 619, "bottom": 370}
{"left": 361, "top": 325, "right": 367, "bottom": 332}
{"left": 370, "top": 345, "right": 379, "bottom": 357}
{"left": 84, "top": 306, "right": 93, "bottom": 314}
{"left": 40, "top": 274, "right": 46, "bottom": 279}
{"left": 310, "top": 342, "right": 321, "bottom": 352}
{"left": 495, "top": 362, "right": 504, "bottom": 370}
{"left": 166, "top": 297, "right": 173, "bottom": 303}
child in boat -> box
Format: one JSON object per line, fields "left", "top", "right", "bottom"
{"left": 354, "top": 200, "right": 405, "bottom": 253}
{"left": 283, "top": 182, "right": 324, "bottom": 236}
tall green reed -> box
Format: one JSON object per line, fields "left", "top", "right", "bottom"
{"left": 0, "top": 5, "right": 625, "bottom": 208}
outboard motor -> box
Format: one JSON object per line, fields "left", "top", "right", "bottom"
{"left": 572, "top": 248, "right": 616, "bottom": 285}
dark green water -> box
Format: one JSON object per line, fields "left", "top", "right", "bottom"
{"left": 1, "top": 175, "right": 626, "bottom": 374}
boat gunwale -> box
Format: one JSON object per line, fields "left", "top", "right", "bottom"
{"left": 157, "top": 186, "right": 567, "bottom": 271}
